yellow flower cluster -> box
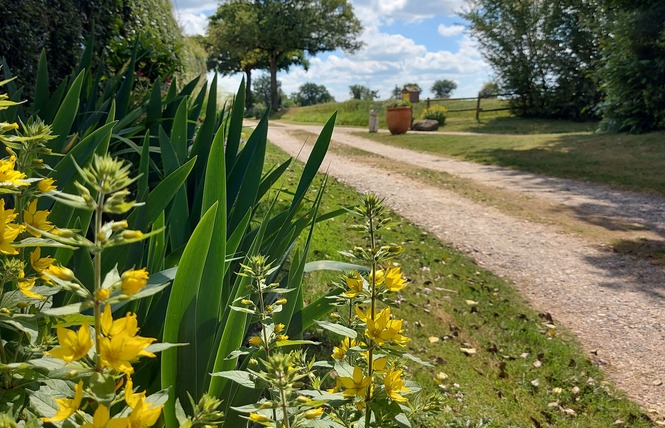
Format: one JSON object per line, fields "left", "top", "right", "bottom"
{"left": 99, "top": 305, "right": 156, "bottom": 374}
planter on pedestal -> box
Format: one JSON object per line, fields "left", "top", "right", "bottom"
{"left": 386, "top": 106, "right": 412, "bottom": 135}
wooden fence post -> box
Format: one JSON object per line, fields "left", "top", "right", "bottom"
{"left": 475, "top": 94, "right": 482, "bottom": 121}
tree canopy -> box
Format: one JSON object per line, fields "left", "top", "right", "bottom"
{"left": 462, "top": 0, "right": 602, "bottom": 120}
{"left": 210, "top": 0, "right": 363, "bottom": 112}
{"left": 349, "top": 85, "right": 379, "bottom": 100}
{"left": 207, "top": 1, "right": 307, "bottom": 109}
{"left": 292, "top": 83, "right": 334, "bottom": 106}
{"left": 431, "top": 80, "right": 457, "bottom": 98}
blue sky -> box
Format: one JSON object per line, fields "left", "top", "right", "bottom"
{"left": 171, "top": 0, "right": 492, "bottom": 101}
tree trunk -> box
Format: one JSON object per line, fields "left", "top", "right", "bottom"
{"left": 269, "top": 54, "right": 279, "bottom": 112}
{"left": 244, "top": 67, "right": 253, "bottom": 110}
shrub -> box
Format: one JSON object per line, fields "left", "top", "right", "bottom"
{"left": 421, "top": 105, "right": 448, "bottom": 125}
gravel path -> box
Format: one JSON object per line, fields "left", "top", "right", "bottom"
{"left": 267, "top": 122, "right": 665, "bottom": 415}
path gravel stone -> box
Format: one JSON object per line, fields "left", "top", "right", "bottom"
{"left": 266, "top": 122, "right": 665, "bottom": 415}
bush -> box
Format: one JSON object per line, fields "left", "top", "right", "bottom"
{"left": 421, "top": 105, "right": 448, "bottom": 125}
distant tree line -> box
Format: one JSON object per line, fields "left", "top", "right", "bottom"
{"left": 463, "top": 0, "right": 665, "bottom": 132}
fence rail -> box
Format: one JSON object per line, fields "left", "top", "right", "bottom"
{"left": 424, "top": 93, "right": 514, "bottom": 121}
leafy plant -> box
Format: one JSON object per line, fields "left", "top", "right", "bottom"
{"left": 421, "top": 105, "right": 448, "bottom": 126}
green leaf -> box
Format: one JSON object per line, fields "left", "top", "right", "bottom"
{"left": 42, "top": 302, "right": 93, "bottom": 317}
{"left": 162, "top": 203, "right": 218, "bottom": 428}
{"left": 314, "top": 321, "right": 357, "bottom": 339}
{"left": 50, "top": 70, "right": 85, "bottom": 152}
{"left": 395, "top": 413, "right": 411, "bottom": 428}
{"left": 304, "top": 261, "right": 370, "bottom": 273}
{"left": 32, "top": 50, "right": 50, "bottom": 117}
{"left": 210, "top": 370, "right": 258, "bottom": 389}
{"left": 195, "top": 123, "right": 228, "bottom": 395}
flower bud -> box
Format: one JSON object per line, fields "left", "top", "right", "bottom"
{"left": 95, "top": 288, "right": 111, "bottom": 301}
{"left": 121, "top": 268, "right": 149, "bottom": 295}
{"left": 122, "top": 230, "right": 143, "bottom": 240}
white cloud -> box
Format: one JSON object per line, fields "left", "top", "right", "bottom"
{"left": 169, "top": 0, "right": 491, "bottom": 101}
{"left": 437, "top": 24, "right": 465, "bottom": 37}
{"left": 350, "top": 0, "right": 465, "bottom": 23}
{"left": 176, "top": 10, "right": 209, "bottom": 35}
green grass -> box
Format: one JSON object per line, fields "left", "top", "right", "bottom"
{"left": 276, "top": 98, "right": 598, "bottom": 134}
{"left": 261, "top": 142, "right": 652, "bottom": 427}
{"left": 353, "top": 130, "right": 665, "bottom": 196}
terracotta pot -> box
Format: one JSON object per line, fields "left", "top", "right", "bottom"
{"left": 386, "top": 106, "right": 412, "bottom": 135}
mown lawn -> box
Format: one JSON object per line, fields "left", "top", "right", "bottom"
{"left": 353, "top": 130, "right": 665, "bottom": 196}
{"left": 261, "top": 142, "right": 652, "bottom": 427}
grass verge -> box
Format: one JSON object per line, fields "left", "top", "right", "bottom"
{"left": 352, "top": 130, "right": 665, "bottom": 196}
{"left": 262, "top": 141, "right": 652, "bottom": 427}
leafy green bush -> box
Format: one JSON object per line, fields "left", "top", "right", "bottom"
{"left": 421, "top": 105, "right": 448, "bottom": 125}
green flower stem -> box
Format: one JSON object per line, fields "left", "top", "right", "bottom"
{"left": 280, "top": 386, "right": 291, "bottom": 428}
{"left": 365, "top": 212, "right": 378, "bottom": 427}
{"left": 93, "top": 192, "right": 104, "bottom": 371}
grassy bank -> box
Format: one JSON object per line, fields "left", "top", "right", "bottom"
{"left": 262, "top": 142, "right": 651, "bottom": 427}
{"left": 277, "top": 98, "right": 534, "bottom": 132}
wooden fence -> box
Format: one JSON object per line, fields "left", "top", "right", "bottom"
{"left": 424, "top": 94, "right": 514, "bottom": 121}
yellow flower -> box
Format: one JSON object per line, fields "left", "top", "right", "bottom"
{"left": 0, "top": 155, "right": 28, "bottom": 187}
{"left": 384, "top": 266, "right": 407, "bottom": 292}
{"left": 339, "top": 366, "right": 372, "bottom": 398}
{"left": 48, "top": 323, "right": 93, "bottom": 362}
{"left": 99, "top": 334, "right": 155, "bottom": 374}
{"left": 331, "top": 337, "right": 365, "bottom": 360}
{"left": 18, "top": 272, "right": 43, "bottom": 300}
{"left": 37, "top": 178, "right": 57, "bottom": 193}
{"left": 81, "top": 404, "right": 129, "bottom": 428}
{"left": 384, "top": 368, "right": 411, "bottom": 403}
{"left": 304, "top": 407, "right": 325, "bottom": 419}
{"left": 101, "top": 305, "right": 139, "bottom": 337}
{"left": 249, "top": 336, "right": 262, "bottom": 346}
{"left": 369, "top": 268, "right": 384, "bottom": 286}
{"left": 30, "top": 247, "right": 55, "bottom": 274}
{"left": 274, "top": 323, "right": 285, "bottom": 333}
{"left": 0, "top": 199, "right": 24, "bottom": 255}
{"left": 41, "top": 380, "right": 84, "bottom": 422}
{"left": 124, "top": 376, "right": 147, "bottom": 409}
{"left": 121, "top": 268, "right": 149, "bottom": 295}
{"left": 274, "top": 298, "right": 287, "bottom": 305}
{"left": 372, "top": 357, "right": 388, "bottom": 373}
{"left": 127, "top": 395, "right": 162, "bottom": 428}
{"left": 24, "top": 199, "right": 54, "bottom": 237}
{"left": 99, "top": 305, "right": 156, "bottom": 373}
{"left": 275, "top": 334, "right": 288, "bottom": 342}
{"left": 248, "top": 413, "right": 271, "bottom": 423}
{"left": 364, "top": 307, "right": 410, "bottom": 346}
{"left": 341, "top": 272, "right": 363, "bottom": 298}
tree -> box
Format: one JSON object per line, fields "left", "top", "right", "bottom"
{"left": 431, "top": 80, "right": 457, "bottom": 98}
{"left": 207, "top": 2, "right": 307, "bottom": 109}
{"left": 478, "top": 81, "right": 500, "bottom": 98}
{"left": 462, "top": 0, "right": 603, "bottom": 120}
{"left": 253, "top": 74, "right": 286, "bottom": 108}
{"left": 598, "top": 0, "right": 665, "bottom": 132}
{"left": 292, "top": 83, "right": 334, "bottom": 106}
{"left": 213, "top": 0, "right": 362, "bottom": 112}
{"left": 349, "top": 85, "right": 379, "bottom": 100}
